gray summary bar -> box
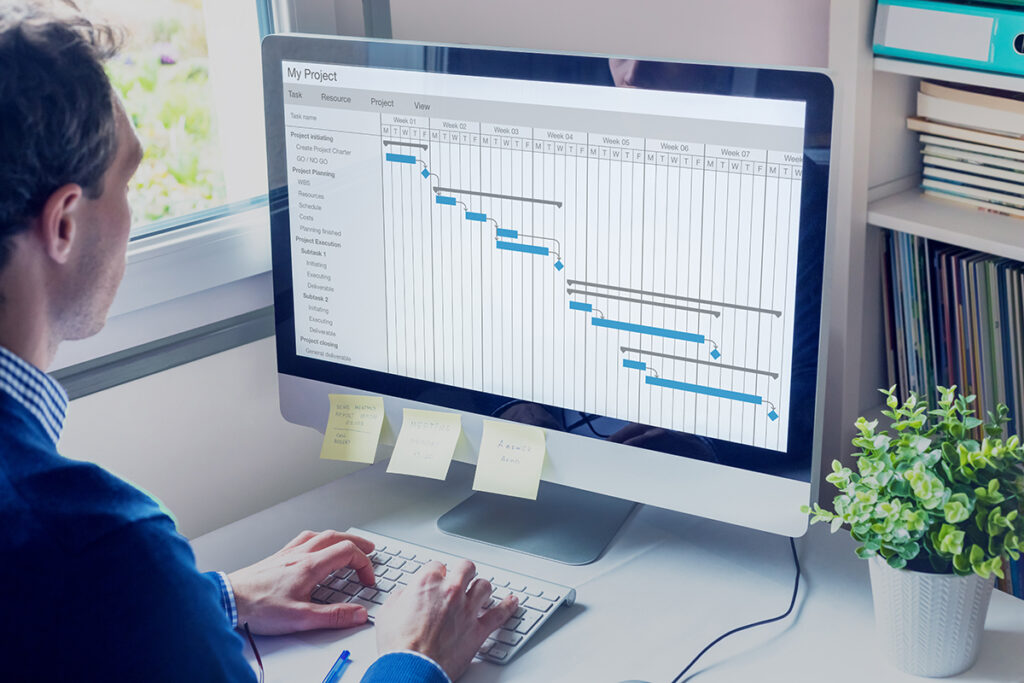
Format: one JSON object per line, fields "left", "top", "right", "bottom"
{"left": 567, "top": 288, "right": 719, "bottom": 318}
{"left": 567, "top": 279, "right": 782, "bottom": 317}
{"left": 621, "top": 346, "right": 779, "bottom": 379}
{"left": 383, "top": 140, "right": 428, "bottom": 150}
{"left": 432, "top": 186, "right": 563, "bottom": 208}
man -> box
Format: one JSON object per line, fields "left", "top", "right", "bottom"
{"left": 0, "top": 3, "right": 517, "bottom": 680}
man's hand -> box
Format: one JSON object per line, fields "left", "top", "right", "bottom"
{"left": 228, "top": 530, "right": 376, "bottom": 635}
{"left": 375, "top": 560, "right": 519, "bottom": 681}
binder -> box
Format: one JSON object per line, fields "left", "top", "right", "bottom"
{"left": 875, "top": 0, "right": 1024, "bottom": 76}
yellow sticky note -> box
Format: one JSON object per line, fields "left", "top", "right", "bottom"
{"left": 319, "top": 394, "right": 385, "bottom": 463}
{"left": 472, "top": 420, "right": 546, "bottom": 500}
{"left": 386, "top": 408, "right": 461, "bottom": 480}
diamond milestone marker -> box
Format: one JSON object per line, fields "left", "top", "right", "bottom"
{"left": 710, "top": 349, "right": 721, "bottom": 360}
{"left": 554, "top": 260, "right": 564, "bottom": 271}
{"left": 768, "top": 410, "right": 779, "bottom": 421}
{"left": 421, "top": 168, "right": 430, "bottom": 178}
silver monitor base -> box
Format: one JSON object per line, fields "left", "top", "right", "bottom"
{"left": 437, "top": 482, "right": 637, "bottom": 565}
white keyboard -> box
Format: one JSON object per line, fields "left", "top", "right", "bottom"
{"left": 310, "top": 527, "right": 576, "bottom": 664}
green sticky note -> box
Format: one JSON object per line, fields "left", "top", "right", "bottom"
{"left": 319, "top": 394, "right": 385, "bottom": 463}
{"left": 472, "top": 420, "right": 546, "bottom": 500}
{"left": 387, "top": 408, "right": 461, "bottom": 480}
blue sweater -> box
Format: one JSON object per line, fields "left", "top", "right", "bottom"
{"left": 0, "top": 349, "right": 447, "bottom": 682}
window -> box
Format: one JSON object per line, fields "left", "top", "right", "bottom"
{"left": 79, "top": 0, "right": 269, "bottom": 237}
{"left": 50, "top": 1, "right": 275, "bottom": 375}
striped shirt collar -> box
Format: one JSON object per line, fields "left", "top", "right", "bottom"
{"left": 0, "top": 345, "right": 68, "bottom": 446}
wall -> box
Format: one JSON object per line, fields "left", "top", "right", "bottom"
{"left": 388, "top": 0, "right": 830, "bottom": 67}
{"left": 60, "top": 338, "right": 365, "bottom": 539}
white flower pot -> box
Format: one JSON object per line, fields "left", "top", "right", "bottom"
{"left": 868, "top": 555, "right": 995, "bottom": 677}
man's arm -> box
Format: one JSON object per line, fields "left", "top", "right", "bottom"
{"left": 72, "top": 517, "right": 257, "bottom": 682}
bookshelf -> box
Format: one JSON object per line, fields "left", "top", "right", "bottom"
{"left": 828, "top": 1, "right": 1023, "bottom": 597}
{"left": 867, "top": 189, "right": 1024, "bottom": 262}
{"left": 824, "top": 1, "right": 1023, "bottom": 470}
{"left": 873, "top": 56, "right": 1024, "bottom": 94}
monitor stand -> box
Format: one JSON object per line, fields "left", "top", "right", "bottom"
{"left": 437, "top": 481, "right": 636, "bottom": 565}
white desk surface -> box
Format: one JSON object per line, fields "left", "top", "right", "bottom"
{"left": 193, "top": 462, "right": 1024, "bottom": 683}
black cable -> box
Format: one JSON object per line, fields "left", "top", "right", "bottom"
{"left": 583, "top": 416, "right": 613, "bottom": 438}
{"left": 670, "top": 537, "right": 801, "bottom": 683}
{"left": 244, "top": 626, "right": 266, "bottom": 683}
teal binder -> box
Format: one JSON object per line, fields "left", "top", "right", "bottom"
{"left": 874, "top": 0, "right": 1024, "bottom": 76}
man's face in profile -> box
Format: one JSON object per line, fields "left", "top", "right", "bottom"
{"left": 56, "top": 101, "right": 143, "bottom": 341}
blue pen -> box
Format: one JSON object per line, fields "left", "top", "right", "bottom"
{"left": 322, "top": 649, "right": 351, "bottom": 683}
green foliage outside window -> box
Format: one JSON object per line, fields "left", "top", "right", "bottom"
{"left": 100, "top": 3, "right": 226, "bottom": 225}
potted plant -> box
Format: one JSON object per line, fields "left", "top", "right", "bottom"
{"left": 804, "top": 386, "right": 1024, "bottom": 677}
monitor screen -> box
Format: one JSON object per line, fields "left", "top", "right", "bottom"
{"left": 264, "top": 36, "right": 832, "bottom": 488}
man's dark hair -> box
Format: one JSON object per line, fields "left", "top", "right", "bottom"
{"left": 0, "top": 2, "right": 123, "bottom": 271}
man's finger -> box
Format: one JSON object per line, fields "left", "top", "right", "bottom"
{"left": 419, "top": 561, "right": 446, "bottom": 584}
{"left": 466, "top": 578, "right": 492, "bottom": 612}
{"left": 448, "top": 559, "right": 476, "bottom": 592}
{"left": 478, "top": 594, "right": 519, "bottom": 634}
{"left": 302, "top": 530, "right": 375, "bottom": 554}
{"left": 301, "top": 602, "right": 369, "bottom": 630}
{"left": 310, "top": 540, "right": 375, "bottom": 586}
{"left": 281, "top": 529, "right": 318, "bottom": 550}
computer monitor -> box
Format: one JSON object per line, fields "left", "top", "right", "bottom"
{"left": 262, "top": 35, "right": 833, "bottom": 562}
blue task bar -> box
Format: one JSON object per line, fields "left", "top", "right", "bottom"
{"left": 386, "top": 153, "right": 416, "bottom": 164}
{"left": 645, "top": 376, "right": 762, "bottom": 405}
{"left": 569, "top": 301, "right": 592, "bottom": 312}
{"left": 435, "top": 196, "right": 457, "bottom": 206}
{"left": 496, "top": 228, "right": 518, "bottom": 239}
{"left": 466, "top": 211, "right": 487, "bottom": 222}
{"left": 496, "top": 241, "right": 549, "bottom": 256}
{"left": 591, "top": 318, "right": 704, "bottom": 343}
{"left": 623, "top": 359, "right": 647, "bottom": 371}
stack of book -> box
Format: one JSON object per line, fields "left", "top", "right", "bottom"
{"left": 882, "top": 230, "right": 1024, "bottom": 598}
{"left": 908, "top": 80, "right": 1024, "bottom": 218}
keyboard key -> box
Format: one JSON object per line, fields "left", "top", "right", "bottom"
{"left": 524, "top": 587, "right": 543, "bottom": 597}
{"left": 478, "top": 640, "right": 494, "bottom": 655}
{"left": 489, "top": 645, "right": 510, "bottom": 660}
{"left": 516, "top": 611, "right": 541, "bottom": 634}
{"left": 399, "top": 552, "right": 416, "bottom": 561}
{"left": 512, "top": 606, "right": 526, "bottom": 618}
{"left": 382, "top": 547, "right": 399, "bottom": 556}
{"left": 491, "top": 577, "right": 510, "bottom": 588}
{"left": 311, "top": 587, "right": 332, "bottom": 603}
{"left": 370, "top": 592, "right": 387, "bottom": 605}
{"left": 357, "top": 587, "right": 378, "bottom": 601}
{"left": 523, "top": 597, "right": 551, "bottom": 612}
{"left": 508, "top": 582, "right": 526, "bottom": 592}
{"left": 350, "top": 597, "right": 381, "bottom": 617}
{"left": 404, "top": 563, "right": 421, "bottom": 574}
{"left": 342, "top": 583, "right": 362, "bottom": 596}
{"left": 374, "top": 565, "right": 389, "bottom": 577}
{"left": 384, "top": 569, "right": 404, "bottom": 581}
{"left": 496, "top": 629, "right": 522, "bottom": 646}
{"left": 376, "top": 579, "right": 396, "bottom": 592}
{"left": 502, "top": 617, "right": 522, "bottom": 631}
{"left": 541, "top": 593, "right": 561, "bottom": 602}
{"left": 329, "top": 578, "right": 346, "bottom": 591}
{"left": 325, "top": 591, "right": 349, "bottom": 604}
{"left": 387, "top": 557, "right": 406, "bottom": 569}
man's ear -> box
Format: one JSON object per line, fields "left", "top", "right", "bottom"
{"left": 35, "top": 183, "right": 83, "bottom": 265}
